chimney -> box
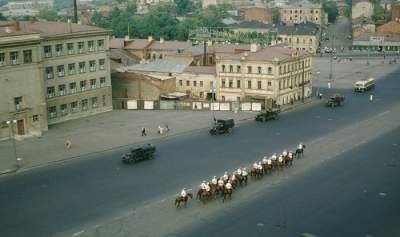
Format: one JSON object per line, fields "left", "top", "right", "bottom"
{"left": 148, "top": 36, "right": 153, "bottom": 42}
{"left": 124, "top": 35, "right": 130, "bottom": 41}
{"left": 250, "top": 43, "right": 259, "bottom": 53}
{"left": 160, "top": 37, "right": 164, "bottom": 43}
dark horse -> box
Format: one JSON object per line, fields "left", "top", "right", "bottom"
{"left": 295, "top": 144, "right": 306, "bottom": 158}
{"left": 197, "top": 189, "right": 212, "bottom": 203}
{"left": 236, "top": 174, "right": 248, "bottom": 185}
{"left": 222, "top": 188, "right": 233, "bottom": 202}
{"left": 175, "top": 193, "right": 193, "bottom": 208}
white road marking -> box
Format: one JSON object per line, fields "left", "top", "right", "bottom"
{"left": 379, "top": 192, "right": 387, "bottom": 197}
{"left": 378, "top": 111, "right": 390, "bottom": 116}
{"left": 257, "top": 223, "right": 264, "bottom": 227}
{"left": 73, "top": 230, "right": 85, "bottom": 236}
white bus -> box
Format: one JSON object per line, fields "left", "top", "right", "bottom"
{"left": 354, "top": 78, "right": 375, "bottom": 92}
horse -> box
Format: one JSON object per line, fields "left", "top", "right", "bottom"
{"left": 230, "top": 177, "right": 239, "bottom": 189}
{"left": 175, "top": 193, "right": 193, "bottom": 208}
{"left": 222, "top": 188, "right": 233, "bottom": 203}
{"left": 215, "top": 184, "right": 225, "bottom": 196}
{"left": 284, "top": 155, "right": 292, "bottom": 167}
{"left": 236, "top": 174, "right": 248, "bottom": 185}
{"left": 197, "top": 189, "right": 212, "bottom": 203}
{"left": 295, "top": 144, "right": 306, "bottom": 158}
{"left": 277, "top": 159, "right": 285, "bottom": 170}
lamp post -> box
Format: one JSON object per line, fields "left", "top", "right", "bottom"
{"left": 329, "top": 33, "right": 334, "bottom": 80}
{"left": 315, "top": 71, "right": 321, "bottom": 98}
{"left": 6, "top": 119, "right": 21, "bottom": 170}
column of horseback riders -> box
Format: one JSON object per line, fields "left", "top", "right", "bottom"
{"left": 175, "top": 143, "right": 306, "bottom": 207}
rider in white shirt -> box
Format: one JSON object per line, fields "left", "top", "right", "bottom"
{"left": 257, "top": 162, "right": 263, "bottom": 170}
{"left": 267, "top": 158, "right": 272, "bottom": 165}
{"left": 288, "top": 152, "right": 293, "bottom": 159}
{"left": 253, "top": 162, "right": 258, "bottom": 169}
{"left": 211, "top": 176, "right": 218, "bottom": 185}
{"left": 278, "top": 155, "right": 283, "bottom": 163}
{"left": 231, "top": 174, "right": 236, "bottom": 181}
{"left": 223, "top": 172, "right": 229, "bottom": 181}
{"left": 242, "top": 168, "right": 248, "bottom": 176}
{"left": 298, "top": 143, "right": 303, "bottom": 149}
{"left": 236, "top": 168, "right": 242, "bottom": 176}
{"left": 282, "top": 150, "right": 287, "bottom": 156}
{"left": 218, "top": 178, "right": 225, "bottom": 187}
{"left": 200, "top": 181, "right": 207, "bottom": 190}
{"left": 181, "top": 188, "right": 187, "bottom": 198}
{"left": 225, "top": 181, "right": 232, "bottom": 190}
{"left": 262, "top": 156, "right": 268, "bottom": 164}
{"left": 205, "top": 183, "right": 211, "bottom": 192}
{"left": 271, "top": 153, "right": 277, "bottom": 160}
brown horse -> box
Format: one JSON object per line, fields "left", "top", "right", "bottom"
{"left": 197, "top": 189, "right": 212, "bottom": 203}
{"left": 215, "top": 185, "right": 225, "bottom": 195}
{"left": 175, "top": 193, "right": 193, "bottom": 208}
{"left": 236, "top": 174, "right": 248, "bottom": 185}
{"left": 222, "top": 188, "right": 233, "bottom": 202}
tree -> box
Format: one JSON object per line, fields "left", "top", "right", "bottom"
{"left": 174, "top": 0, "right": 194, "bottom": 16}
{"left": 322, "top": 1, "right": 339, "bottom": 23}
{"left": 372, "top": 3, "right": 386, "bottom": 21}
{"left": 38, "top": 8, "right": 57, "bottom": 21}
{"left": 0, "top": 12, "right": 6, "bottom": 21}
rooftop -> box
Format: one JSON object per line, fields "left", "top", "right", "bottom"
{"left": 124, "top": 39, "right": 153, "bottom": 50}
{"left": 276, "top": 22, "right": 319, "bottom": 35}
{"left": 229, "top": 20, "right": 274, "bottom": 30}
{"left": 115, "top": 59, "right": 192, "bottom": 74}
{"left": 183, "top": 66, "right": 216, "bottom": 75}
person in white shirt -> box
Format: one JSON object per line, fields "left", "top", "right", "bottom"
{"left": 282, "top": 150, "right": 288, "bottom": 157}
{"left": 225, "top": 181, "right": 232, "bottom": 190}
{"left": 278, "top": 155, "right": 283, "bottom": 163}
{"left": 257, "top": 162, "right": 263, "bottom": 171}
{"left": 267, "top": 158, "right": 272, "bottom": 165}
{"left": 271, "top": 153, "right": 277, "bottom": 160}
{"left": 223, "top": 172, "right": 229, "bottom": 181}
{"left": 211, "top": 176, "right": 218, "bottom": 185}
{"left": 218, "top": 178, "right": 225, "bottom": 187}
{"left": 253, "top": 162, "right": 258, "bottom": 169}
{"left": 231, "top": 174, "right": 236, "bottom": 181}
{"left": 298, "top": 143, "right": 303, "bottom": 150}
{"left": 205, "top": 183, "right": 211, "bottom": 192}
{"left": 242, "top": 168, "right": 248, "bottom": 176}
{"left": 262, "top": 156, "right": 268, "bottom": 164}
{"left": 236, "top": 168, "right": 242, "bottom": 176}
{"left": 200, "top": 181, "right": 207, "bottom": 190}
{"left": 181, "top": 188, "right": 187, "bottom": 198}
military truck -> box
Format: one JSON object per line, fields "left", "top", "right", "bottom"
{"left": 209, "top": 119, "right": 235, "bottom": 135}
{"left": 326, "top": 93, "right": 345, "bottom": 108}
{"left": 122, "top": 144, "right": 156, "bottom": 164}
{"left": 255, "top": 108, "right": 280, "bottom": 122}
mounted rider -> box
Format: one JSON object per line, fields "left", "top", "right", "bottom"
{"left": 282, "top": 150, "right": 288, "bottom": 157}
{"left": 278, "top": 155, "right": 284, "bottom": 163}
{"left": 211, "top": 176, "right": 218, "bottom": 185}
{"left": 236, "top": 168, "right": 242, "bottom": 176}
{"left": 218, "top": 178, "right": 225, "bottom": 187}
{"left": 288, "top": 151, "right": 293, "bottom": 159}
{"left": 262, "top": 156, "right": 268, "bottom": 165}
{"left": 242, "top": 168, "right": 248, "bottom": 177}
{"left": 223, "top": 171, "right": 229, "bottom": 181}
{"left": 231, "top": 173, "right": 236, "bottom": 181}
{"left": 225, "top": 181, "right": 232, "bottom": 190}
{"left": 271, "top": 153, "right": 277, "bottom": 161}
{"left": 267, "top": 158, "right": 272, "bottom": 166}
{"left": 257, "top": 162, "right": 263, "bottom": 171}
{"left": 181, "top": 188, "right": 187, "bottom": 198}
{"left": 205, "top": 182, "right": 211, "bottom": 192}
{"left": 298, "top": 142, "right": 303, "bottom": 150}
{"left": 253, "top": 162, "right": 258, "bottom": 170}
{"left": 200, "top": 181, "right": 207, "bottom": 190}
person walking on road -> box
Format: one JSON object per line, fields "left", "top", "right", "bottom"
{"left": 65, "top": 139, "right": 72, "bottom": 149}
{"left": 141, "top": 127, "right": 147, "bottom": 136}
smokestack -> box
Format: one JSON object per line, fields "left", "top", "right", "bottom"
{"left": 73, "top": 0, "right": 78, "bottom": 24}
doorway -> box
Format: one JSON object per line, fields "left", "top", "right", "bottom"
{"left": 17, "top": 119, "right": 25, "bottom": 135}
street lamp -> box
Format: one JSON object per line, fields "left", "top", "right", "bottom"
{"left": 6, "top": 119, "right": 22, "bottom": 170}
{"left": 315, "top": 71, "right": 321, "bottom": 98}
{"left": 329, "top": 33, "right": 335, "bottom": 80}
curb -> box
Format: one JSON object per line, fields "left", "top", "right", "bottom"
{"left": 0, "top": 99, "right": 319, "bottom": 176}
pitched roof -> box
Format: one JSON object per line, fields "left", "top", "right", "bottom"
{"left": 116, "top": 59, "right": 192, "bottom": 74}
{"left": 276, "top": 22, "right": 319, "bottom": 35}
{"left": 124, "top": 39, "right": 153, "bottom": 50}
{"left": 148, "top": 40, "right": 193, "bottom": 51}
{"left": 209, "top": 43, "right": 252, "bottom": 54}
{"left": 183, "top": 66, "right": 216, "bottom": 75}
{"left": 229, "top": 20, "right": 274, "bottom": 30}
{"left": 109, "top": 37, "right": 125, "bottom": 49}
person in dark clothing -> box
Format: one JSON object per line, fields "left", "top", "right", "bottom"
{"left": 141, "top": 127, "right": 146, "bottom": 136}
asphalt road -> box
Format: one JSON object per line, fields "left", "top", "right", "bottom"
{"left": 1, "top": 65, "right": 399, "bottom": 237}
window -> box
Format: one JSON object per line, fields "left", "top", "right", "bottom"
{"left": 193, "top": 81, "right": 197, "bottom": 87}
{"left": 78, "top": 42, "right": 84, "bottom": 53}
{"left": 14, "top": 97, "right": 23, "bottom": 110}
{"left": 247, "top": 80, "right": 252, "bottom": 89}
{"left": 23, "top": 50, "right": 32, "bottom": 63}
{"left": 0, "top": 53, "right": 4, "bottom": 66}
{"left": 58, "top": 84, "right": 66, "bottom": 96}
{"left": 57, "top": 65, "right": 65, "bottom": 77}
{"left": 102, "top": 95, "right": 106, "bottom": 106}
{"left": 88, "top": 41, "right": 94, "bottom": 51}
{"left": 80, "top": 80, "right": 87, "bottom": 91}
{"left": 47, "top": 87, "right": 55, "bottom": 98}
{"left": 186, "top": 80, "right": 190, "bottom": 86}
{"left": 81, "top": 99, "right": 89, "bottom": 110}
{"left": 46, "top": 67, "right": 54, "bottom": 79}
{"left": 247, "top": 66, "right": 252, "bottom": 74}
{"left": 222, "top": 79, "right": 226, "bottom": 88}
{"left": 100, "top": 77, "right": 106, "bottom": 87}
{"left": 268, "top": 67, "right": 272, "bottom": 74}
{"left": 90, "top": 79, "right": 97, "bottom": 89}
{"left": 48, "top": 106, "right": 57, "bottom": 118}
{"left": 229, "top": 65, "right": 233, "bottom": 73}
{"left": 258, "top": 81, "right": 262, "bottom": 89}
{"left": 67, "top": 43, "right": 74, "bottom": 54}
{"left": 71, "top": 101, "right": 79, "bottom": 112}
{"left": 60, "top": 104, "right": 68, "bottom": 116}
{"left": 89, "top": 60, "right": 96, "bottom": 72}
{"left": 179, "top": 80, "right": 183, "bottom": 86}
{"left": 222, "top": 65, "right": 225, "bottom": 72}
{"left": 237, "top": 80, "right": 241, "bottom": 88}
{"left": 10, "top": 51, "right": 18, "bottom": 64}
{"left": 199, "top": 81, "right": 203, "bottom": 87}
{"left": 258, "top": 66, "right": 262, "bottom": 74}
{"left": 69, "top": 82, "right": 77, "bottom": 93}
{"left": 229, "top": 80, "right": 233, "bottom": 88}
{"left": 237, "top": 65, "right": 241, "bottom": 73}
{"left": 222, "top": 96, "right": 225, "bottom": 101}
{"left": 55, "top": 44, "right": 63, "bottom": 56}
{"left": 32, "top": 115, "right": 39, "bottom": 122}
{"left": 68, "top": 63, "right": 76, "bottom": 75}
{"left": 79, "top": 62, "right": 86, "bottom": 73}
{"left": 315, "top": 10, "right": 318, "bottom": 13}
{"left": 98, "top": 39, "right": 105, "bottom": 50}
{"left": 44, "top": 45, "right": 52, "bottom": 57}
{"left": 99, "top": 59, "right": 105, "bottom": 70}
{"left": 91, "top": 97, "right": 98, "bottom": 108}
{"left": 268, "top": 81, "right": 272, "bottom": 86}
{"left": 199, "top": 92, "right": 204, "bottom": 98}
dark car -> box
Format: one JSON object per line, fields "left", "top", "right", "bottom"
{"left": 255, "top": 109, "right": 280, "bottom": 122}
{"left": 122, "top": 144, "right": 156, "bottom": 164}
{"left": 325, "top": 93, "right": 345, "bottom": 108}
{"left": 209, "top": 119, "right": 234, "bottom": 135}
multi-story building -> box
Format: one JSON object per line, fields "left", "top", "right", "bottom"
{"left": 352, "top": 0, "right": 374, "bottom": 20}
{"left": 279, "top": 2, "right": 327, "bottom": 25}
{"left": 0, "top": 25, "right": 48, "bottom": 140}
{"left": 216, "top": 45, "right": 313, "bottom": 106}
{"left": 276, "top": 22, "right": 320, "bottom": 53}
{"left": 16, "top": 21, "right": 113, "bottom": 125}
{"left": 175, "top": 66, "right": 217, "bottom": 100}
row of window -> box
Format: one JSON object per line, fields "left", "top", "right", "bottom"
{"left": 221, "top": 65, "right": 274, "bottom": 74}
{"left": 279, "top": 76, "right": 310, "bottom": 90}
{"left": 45, "top": 59, "right": 106, "bottom": 79}
{"left": 281, "top": 37, "right": 313, "bottom": 44}
{"left": 46, "top": 77, "right": 107, "bottom": 98}
{"left": 43, "top": 39, "right": 105, "bottom": 58}
{"left": 286, "top": 16, "right": 319, "bottom": 21}
{"left": 47, "top": 95, "right": 107, "bottom": 119}
{"left": 221, "top": 79, "right": 273, "bottom": 90}
{"left": 0, "top": 50, "right": 32, "bottom": 66}
{"left": 178, "top": 80, "right": 212, "bottom": 87}
{"left": 283, "top": 9, "right": 319, "bottom": 14}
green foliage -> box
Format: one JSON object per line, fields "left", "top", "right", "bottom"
{"left": 174, "top": 0, "right": 195, "bottom": 16}
{"left": 372, "top": 3, "right": 386, "bottom": 21}
{"left": 0, "top": 12, "right": 6, "bottom": 20}
{"left": 322, "top": 1, "right": 339, "bottom": 23}
{"left": 54, "top": 0, "right": 73, "bottom": 11}
{"left": 343, "top": 5, "right": 351, "bottom": 17}
{"left": 0, "top": 0, "right": 7, "bottom": 7}
{"left": 38, "top": 8, "right": 58, "bottom": 21}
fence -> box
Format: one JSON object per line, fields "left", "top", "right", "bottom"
{"left": 112, "top": 99, "right": 264, "bottom": 112}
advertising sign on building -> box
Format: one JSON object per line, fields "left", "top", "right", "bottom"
{"left": 241, "top": 102, "right": 251, "bottom": 111}
{"left": 144, "top": 101, "right": 154, "bottom": 110}
{"left": 220, "top": 103, "right": 230, "bottom": 111}
{"left": 211, "top": 103, "right": 220, "bottom": 111}
{"left": 127, "top": 100, "right": 138, "bottom": 110}
{"left": 251, "top": 102, "right": 262, "bottom": 111}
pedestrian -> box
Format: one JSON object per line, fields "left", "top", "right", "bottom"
{"left": 165, "top": 124, "right": 169, "bottom": 132}
{"left": 141, "top": 127, "right": 146, "bottom": 136}
{"left": 65, "top": 139, "right": 72, "bottom": 149}
{"left": 369, "top": 94, "right": 374, "bottom": 102}
{"left": 158, "top": 125, "right": 162, "bottom": 135}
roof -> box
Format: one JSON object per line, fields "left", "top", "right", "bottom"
{"left": 5, "top": 21, "right": 109, "bottom": 37}
{"left": 183, "top": 66, "right": 216, "bottom": 75}
{"left": 276, "top": 22, "right": 319, "bottom": 35}
{"left": 281, "top": 1, "right": 321, "bottom": 9}
{"left": 115, "top": 59, "right": 192, "bottom": 74}
{"left": 229, "top": 20, "right": 273, "bottom": 30}
{"left": 148, "top": 40, "right": 193, "bottom": 51}
{"left": 353, "top": 32, "right": 400, "bottom": 42}
{"left": 209, "top": 43, "right": 251, "bottom": 54}
{"left": 109, "top": 37, "right": 125, "bottom": 49}
{"left": 217, "top": 46, "right": 310, "bottom": 62}
{"left": 124, "top": 39, "right": 152, "bottom": 50}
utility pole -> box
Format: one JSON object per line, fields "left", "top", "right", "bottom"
{"left": 367, "top": 38, "right": 370, "bottom": 65}
{"left": 329, "top": 33, "right": 334, "bottom": 80}
{"left": 302, "top": 59, "right": 305, "bottom": 103}
{"left": 203, "top": 41, "right": 207, "bottom": 66}
{"left": 73, "top": 0, "right": 78, "bottom": 23}
{"left": 6, "top": 119, "right": 20, "bottom": 170}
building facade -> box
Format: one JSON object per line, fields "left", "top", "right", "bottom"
{"left": 279, "top": 3, "right": 327, "bottom": 25}
{"left": 216, "top": 45, "right": 313, "bottom": 106}
{"left": 175, "top": 66, "right": 217, "bottom": 100}
{"left": 352, "top": 0, "right": 374, "bottom": 20}
{"left": 0, "top": 29, "right": 48, "bottom": 140}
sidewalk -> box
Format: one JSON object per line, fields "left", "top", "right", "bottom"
{"left": 0, "top": 100, "right": 317, "bottom": 175}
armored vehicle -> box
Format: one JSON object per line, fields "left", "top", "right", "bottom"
{"left": 326, "top": 93, "right": 345, "bottom": 108}
{"left": 255, "top": 109, "right": 280, "bottom": 122}
{"left": 209, "top": 119, "right": 234, "bottom": 135}
{"left": 122, "top": 144, "right": 156, "bottom": 164}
